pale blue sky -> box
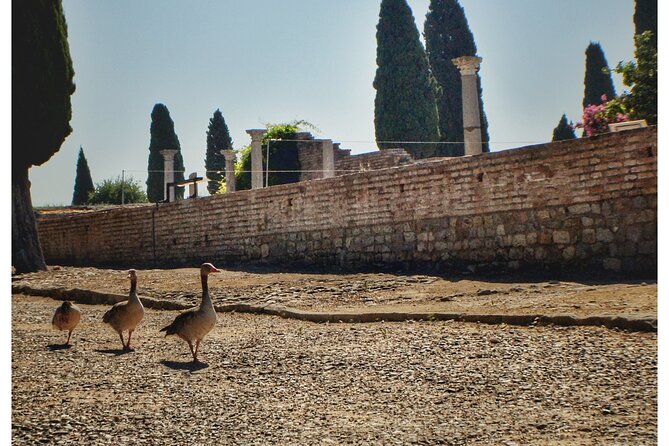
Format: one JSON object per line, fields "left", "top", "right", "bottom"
{"left": 29, "top": 0, "right": 637, "bottom": 206}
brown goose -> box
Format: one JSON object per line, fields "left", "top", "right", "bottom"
{"left": 102, "top": 269, "right": 145, "bottom": 350}
{"left": 160, "top": 263, "right": 220, "bottom": 362}
{"left": 52, "top": 301, "right": 82, "bottom": 345}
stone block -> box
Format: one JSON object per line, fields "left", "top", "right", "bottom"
{"left": 596, "top": 228, "right": 614, "bottom": 243}
{"left": 496, "top": 225, "right": 506, "bottom": 236}
{"left": 512, "top": 234, "right": 527, "bottom": 247}
{"left": 568, "top": 203, "right": 591, "bottom": 214}
{"left": 562, "top": 246, "right": 576, "bottom": 260}
{"left": 404, "top": 232, "right": 416, "bottom": 242}
{"left": 581, "top": 217, "right": 594, "bottom": 227}
{"left": 582, "top": 229, "right": 596, "bottom": 244}
{"left": 552, "top": 231, "right": 570, "bottom": 244}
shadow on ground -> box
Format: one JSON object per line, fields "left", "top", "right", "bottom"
{"left": 160, "top": 359, "right": 209, "bottom": 372}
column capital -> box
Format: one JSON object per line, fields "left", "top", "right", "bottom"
{"left": 221, "top": 149, "right": 236, "bottom": 162}
{"left": 160, "top": 149, "right": 178, "bottom": 160}
{"left": 246, "top": 129, "right": 267, "bottom": 142}
{"left": 451, "top": 56, "right": 482, "bottom": 76}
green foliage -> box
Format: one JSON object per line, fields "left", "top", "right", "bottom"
{"left": 12, "top": 0, "right": 76, "bottom": 172}
{"left": 88, "top": 176, "right": 148, "bottom": 205}
{"left": 612, "top": 31, "right": 657, "bottom": 125}
{"left": 634, "top": 0, "right": 657, "bottom": 48}
{"left": 72, "top": 147, "right": 95, "bottom": 205}
{"left": 235, "top": 120, "right": 314, "bottom": 190}
{"left": 424, "top": 0, "right": 489, "bottom": 156}
{"left": 146, "top": 104, "right": 185, "bottom": 202}
{"left": 552, "top": 114, "right": 576, "bottom": 141}
{"left": 583, "top": 42, "right": 616, "bottom": 108}
{"left": 205, "top": 109, "right": 233, "bottom": 195}
{"left": 373, "top": 0, "right": 440, "bottom": 159}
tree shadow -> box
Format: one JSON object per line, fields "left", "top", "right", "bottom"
{"left": 94, "top": 348, "right": 133, "bottom": 356}
{"left": 160, "top": 359, "right": 209, "bottom": 372}
{"left": 47, "top": 344, "right": 72, "bottom": 351}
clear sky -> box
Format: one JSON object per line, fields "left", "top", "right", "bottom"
{"left": 29, "top": 0, "right": 637, "bottom": 206}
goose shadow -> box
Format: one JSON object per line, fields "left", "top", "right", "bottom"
{"left": 160, "top": 359, "right": 209, "bottom": 371}
{"left": 94, "top": 348, "right": 134, "bottom": 356}
{"left": 47, "top": 344, "right": 72, "bottom": 351}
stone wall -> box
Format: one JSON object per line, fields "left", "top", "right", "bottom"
{"left": 37, "top": 127, "right": 657, "bottom": 276}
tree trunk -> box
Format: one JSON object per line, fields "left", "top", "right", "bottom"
{"left": 12, "top": 167, "right": 47, "bottom": 273}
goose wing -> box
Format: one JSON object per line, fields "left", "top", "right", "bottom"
{"left": 102, "top": 301, "right": 127, "bottom": 324}
{"left": 160, "top": 308, "right": 198, "bottom": 336}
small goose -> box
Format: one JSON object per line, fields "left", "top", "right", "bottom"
{"left": 52, "top": 301, "right": 82, "bottom": 345}
{"left": 102, "top": 269, "right": 145, "bottom": 350}
{"left": 160, "top": 263, "right": 220, "bottom": 362}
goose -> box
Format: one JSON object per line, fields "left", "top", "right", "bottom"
{"left": 52, "top": 301, "right": 82, "bottom": 345}
{"left": 160, "top": 263, "right": 220, "bottom": 362}
{"left": 102, "top": 269, "right": 144, "bottom": 350}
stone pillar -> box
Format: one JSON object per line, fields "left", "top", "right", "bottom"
{"left": 221, "top": 149, "right": 236, "bottom": 193}
{"left": 322, "top": 139, "right": 334, "bottom": 179}
{"left": 452, "top": 56, "right": 483, "bottom": 156}
{"left": 160, "top": 149, "right": 178, "bottom": 202}
{"left": 246, "top": 129, "right": 266, "bottom": 189}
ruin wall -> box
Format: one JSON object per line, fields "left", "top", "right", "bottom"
{"left": 37, "top": 127, "right": 657, "bottom": 276}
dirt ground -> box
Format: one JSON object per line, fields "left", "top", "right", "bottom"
{"left": 12, "top": 266, "right": 658, "bottom": 445}
{"left": 11, "top": 265, "right": 657, "bottom": 319}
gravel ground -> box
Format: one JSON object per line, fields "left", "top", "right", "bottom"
{"left": 12, "top": 266, "right": 657, "bottom": 318}
{"left": 12, "top": 294, "right": 657, "bottom": 445}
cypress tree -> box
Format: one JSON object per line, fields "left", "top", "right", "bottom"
{"left": 583, "top": 42, "right": 616, "bottom": 108}
{"left": 424, "top": 0, "right": 490, "bottom": 156}
{"left": 205, "top": 109, "right": 233, "bottom": 195}
{"left": 72, "top": 146, "right": 95, "bottom": 205}
{"left": 146, "top": 104, "right": 185, "bottom": 202}
{"left": 12, "top": 0, "right": 75, "bottom": 273}
{"left": 373, "top": 0, "right": 440, "bottom": 159}
{"left": 552, "top": 114, "right": 576, "bottom": 141}
{"left": 634, "top": 0, "right": 657, "bottom": 48}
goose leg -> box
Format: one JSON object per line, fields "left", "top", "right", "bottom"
{"left": 187, "top": 340, "right": 196, "bottom": 362}
{"left": 194, "top": 339, "right": 201, "bottom": 361}
{"left": 66, "top": 330, "right": 73, "bottom": 345}
{"left": 126, "top": 330, "right": 134, "bottom": 350}
{"left": 118, "top": 332, "right": 125, "bottom": 349}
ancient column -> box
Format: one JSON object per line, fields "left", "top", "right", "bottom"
{"left": 246, "top": 129, "right": 266, "bottom": 189}
{"left": 322, "top": 139, "right": 334, "bottom": 179}
{"left": 221, "top": 149, "right": 236, "bottom": 193}
{"left": 160, "top": 149, "right": 178, "bottom": 202}
{"left": 452, "top": 56, "right": 483, "bottom": 156}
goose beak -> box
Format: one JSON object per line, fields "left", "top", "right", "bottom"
{"left": 211, "top": 266, "right": 221, "bottom": 273}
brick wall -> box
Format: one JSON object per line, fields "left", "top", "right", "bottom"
{"left": 296, "top": 133, "right": 413, "bottom": 181}
{"left": 37, "top": 127, "right": 657, "bottom": 276}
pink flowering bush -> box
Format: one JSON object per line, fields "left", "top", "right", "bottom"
{"left": 575, "top": 95, "right": 630, "bottom": 136}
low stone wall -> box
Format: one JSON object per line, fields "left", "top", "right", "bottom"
{"left": 37, "top": 127, "right": 657, "bottom": 276}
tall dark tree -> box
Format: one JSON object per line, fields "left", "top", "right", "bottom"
{"left": 146, "top": 104, "right": 185, "bottom": 202}
{"left": 583, "top": 42, "right": 616, "bottom": 108}
{"left": 373, "top": 0, "right": 440, "bottom": 159}
{"left": 13, "top": 0, "right": 76, "bottom": 273}
{"left": 205, "top": 109, "right": 233, "bottom": 195}
{"left": 424, "top": 0, "right": 490, "bottom": 156}
{"left": 552, "top": 114, "right": 576, "bottom": 142}
{"left": 634, "top": 0, "right": 657, "bottom": 48}
{"left": 72, "top": 147, "right": 94, "bottom": 205}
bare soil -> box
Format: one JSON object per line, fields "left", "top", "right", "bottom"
{"left": 12, "top": 266, "right": 657, "bottom": 319}
{"left": 11, "top": 266, "right": 657, "bottom": 445}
